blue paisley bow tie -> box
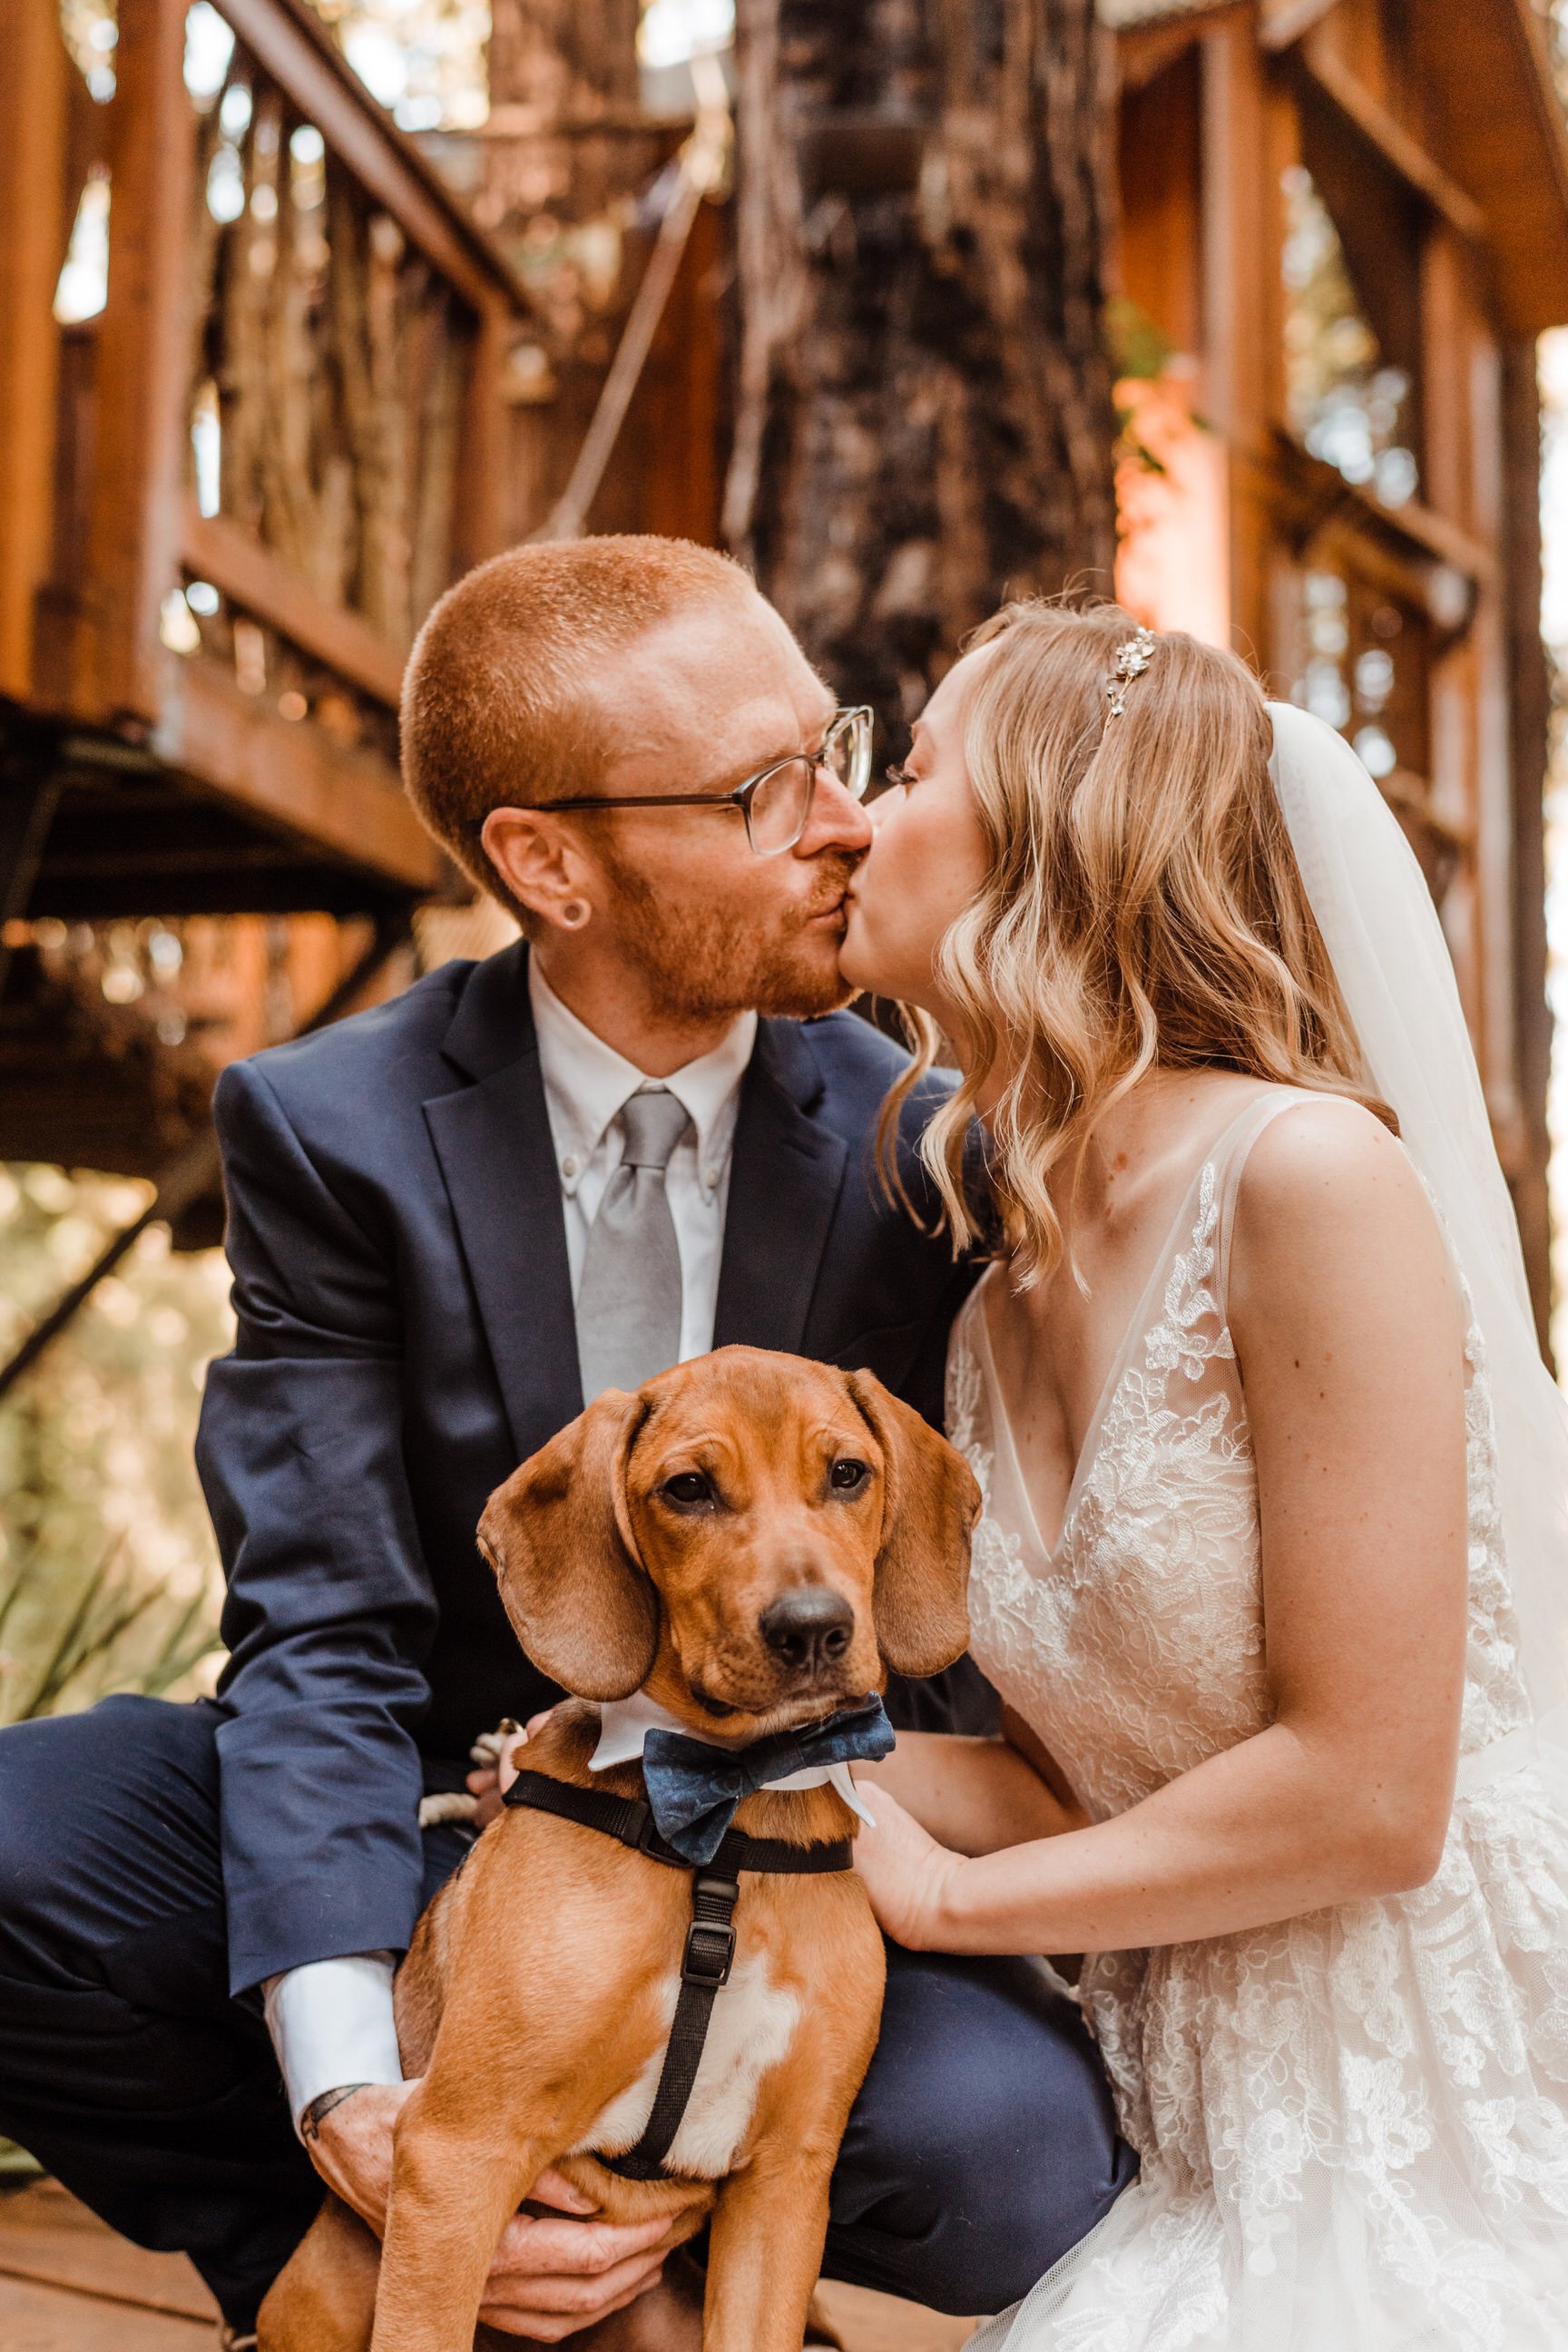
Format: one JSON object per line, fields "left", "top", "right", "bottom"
{"left": 641, "top": 1695, "right": 896, "bottom": 1865}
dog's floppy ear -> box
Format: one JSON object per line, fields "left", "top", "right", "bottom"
{"left": 477, "top": 1387, "right": 659, "bottom": 1700}
{"left": 848, "top": 1368, "right": 979, "bottom": 1678}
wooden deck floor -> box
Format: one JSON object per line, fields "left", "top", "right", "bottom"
{"left": 0, "top": 2180, "right": 975, "bottom": 2350}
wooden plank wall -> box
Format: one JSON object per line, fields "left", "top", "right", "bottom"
{"left": 1112, "top": 0, "right": 1560, "bottom": 1339}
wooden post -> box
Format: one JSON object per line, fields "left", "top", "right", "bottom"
{"left": 83, "top": 0, "right": 198, "bottom": 727}
{"left": 0, "top": 0, "right": 68, "bottom": 705}
{"left": 1200, "top": 15, "right": 1276, "bottom": 672}
{"left": 1501, "top": 333, "right": 1553, "bottom": 1356}
{"left": 454, "top": 298, "right": 513, "bottom": 572}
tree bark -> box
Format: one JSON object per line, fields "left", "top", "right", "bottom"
{"left": 728, "top": 0, "right": 1120, "bottom": 740}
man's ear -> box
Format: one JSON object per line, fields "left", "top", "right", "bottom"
{"left": 481, "top": 808, "right": 599, "bottom": 937}
{"left": 477, "top": 1388, "right": 659, "bottom": 1700}
{"left": 848, "top": 1369, "right": 979, "bottom": 1678}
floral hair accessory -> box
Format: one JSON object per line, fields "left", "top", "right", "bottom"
{"left": 1106, "top": 626, "right": 1156, "bottom": 720}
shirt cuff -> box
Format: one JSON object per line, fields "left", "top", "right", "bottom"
{"left": 263, "top": 1954, "right": 403, "bottom": 2138}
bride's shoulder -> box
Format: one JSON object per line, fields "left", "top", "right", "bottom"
{"left": 1229, "top": 1090, "right": 1454, "bottom": 1313}
{"left": 1240, "top": 1087, "right": 1407, "bottom": 1184}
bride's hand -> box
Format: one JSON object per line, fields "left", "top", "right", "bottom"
{"left": 852, "top": 1777, "right": 965, "bottom": 1949}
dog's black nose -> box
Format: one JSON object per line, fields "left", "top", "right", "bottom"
{"left": 759, "top": 1588, "right": 855, "bottom": 1672}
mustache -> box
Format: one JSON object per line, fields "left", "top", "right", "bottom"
{"left": 794, "top": 852, "right": 863, "bottom": 924}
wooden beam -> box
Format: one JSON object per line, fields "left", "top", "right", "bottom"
{"left": 1372, "top": 0, "right": 1568, "bottom": 334}
{"left": 1296, "top": 28, "right": 1486, "bottom": 242}
{"left": 154, "top": 662, "right": 444, "bottom": 891}
{"left": 1258, "top": 0, "right": 1340, "bottom": 53}
{"left": 213, "top": 0, "right": 531, "bottom": 321}
{"left": 1268, "top": 429, "right": 1494, "bottom": 622}
{"left": 1364, "top": 490, "right": 1495, "bottom": 594}
{"left": 84, "top": 0, "right": 198, "bottom": 727}
{"left": 0, "top": 0, "right": 67, "bottom": 704}
{"left": 181, "top": 505, "right": 407, "bottom": 707}
{"left": 1116, "top": 8, "right": 1246, "bottom": 93}
{"left": 1503, "top": 0, "right": 1568, "bottom": 250}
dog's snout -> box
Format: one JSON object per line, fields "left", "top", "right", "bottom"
{"left": 759, "top": 1587, "right": 855, "bottom": 1673}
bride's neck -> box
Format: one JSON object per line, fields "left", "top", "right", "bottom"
{"left": 1026, "top": 1067, "right": 1254, "bottom": 1240}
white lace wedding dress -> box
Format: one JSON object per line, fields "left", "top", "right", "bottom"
{"left": 950, "top": 1092, "right": 1568, "bottom": 2351}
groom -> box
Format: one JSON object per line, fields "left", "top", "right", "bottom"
{"left": 0, "top": 536, "right": 1132, "bottom": 2342}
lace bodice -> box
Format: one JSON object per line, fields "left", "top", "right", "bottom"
{"left": 949, "top": 1094, "right": 1531, "bottom": 1824}
{"left": 955, "top": 1093, "right": 1568, "bottom": 2352}
{"left": 949, "top": 1101, "right": 1568, "bottom": 2352}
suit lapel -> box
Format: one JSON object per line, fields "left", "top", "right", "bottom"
{"left": 423, "top": 946, "right": 582, "bottom": 1463}
{"left": 713, "top": 1020, "right": 848, "bottom": 1356}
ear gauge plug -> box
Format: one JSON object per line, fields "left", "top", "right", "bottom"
{"left": 560, "top": 900, "right": 589, "bottom": 929}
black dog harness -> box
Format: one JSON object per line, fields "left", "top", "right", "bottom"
{"left": 503, "top": 1767, "right": 853, "bottom": 2181}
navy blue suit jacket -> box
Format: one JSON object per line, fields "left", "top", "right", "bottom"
{"left": 196, "top": 943, "right": 982, "bottom": 1993}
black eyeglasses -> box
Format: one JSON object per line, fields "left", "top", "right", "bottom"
{"left": 513, "top": 706, "right": 874, "bottom": 858}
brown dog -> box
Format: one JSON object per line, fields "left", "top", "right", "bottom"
{"left": 258, "top": 1346, "right": 979, "bottom": 2352}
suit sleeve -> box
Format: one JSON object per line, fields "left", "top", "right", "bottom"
{"left": 197, "top": 1059, "right": 437, "bottom": 1995}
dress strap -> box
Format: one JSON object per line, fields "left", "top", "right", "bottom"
{"left": 1211, "top": 1091, "right": 1328, "bottom": 1313}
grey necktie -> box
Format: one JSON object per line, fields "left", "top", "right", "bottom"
{"left": 576, "top": 1086, "right": 693, "bottom": 1401}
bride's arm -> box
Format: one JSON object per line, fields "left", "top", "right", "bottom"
{"left": 859, "top": 1707, "right": 1087, "bottom": 1855}
{"left": 856, "top": 1100, "right": 1472, "bottom": 1955}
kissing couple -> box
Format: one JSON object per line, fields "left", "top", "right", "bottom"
{"left": 2, "top": 535, "right": 1567, "bottom": 2350}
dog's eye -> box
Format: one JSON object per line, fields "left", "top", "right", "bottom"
{"left": 662, "top": 1471, "right": 713, "bottom": 1508}
{"left": 829, "top": 1457, "right": 870, "bottom": 1492}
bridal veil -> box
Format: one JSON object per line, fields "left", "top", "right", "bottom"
{"left": 1268, "top": 701, "right": 1568, "bottom": 1748}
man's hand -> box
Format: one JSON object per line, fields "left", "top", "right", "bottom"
{"left": 309, "top": 2082, "right": 673, "bottom": 2338}
{"left": 467, "top": 1709, "right": 554, "bottom": 1828}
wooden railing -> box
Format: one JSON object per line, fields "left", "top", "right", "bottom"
{"left": 2, "top": 0, "right": 538, "bottom": 906}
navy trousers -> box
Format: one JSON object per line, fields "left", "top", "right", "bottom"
{"left": 0, "top": 1697, "right": 1134, "bottom": 2330}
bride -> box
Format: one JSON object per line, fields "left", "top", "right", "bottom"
{"left": 837, "top": 602, "right": 1568, "bottom": 2348}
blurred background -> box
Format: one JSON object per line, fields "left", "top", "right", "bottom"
{"left": 5, "top": 0, "right": 1568, "bottom": 1739}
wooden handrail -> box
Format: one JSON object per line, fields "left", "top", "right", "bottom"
{"left": 181, "top": 505, "right": 408, "bottom": 708}
{"left": 1269, "top": 426, "right": 1497, "bottom": 593}
{"left": 212, "top": 0, "right": 533, "bottom": 321}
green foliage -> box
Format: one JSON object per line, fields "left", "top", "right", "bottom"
{"left": 1107, "top": 298, "right": 1176, "bottom": 489}
{"left": 0, "top": 1165, "right": 233, "bottom": 1724}
{"left": 1106, "top": 295, "right": 1174, "bottom": 388}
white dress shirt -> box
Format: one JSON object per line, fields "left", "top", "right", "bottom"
{"left": 266, "top": 957, "right": 758, "bottom": 2133}
{"left": 530, "top": 958, "right": 756, "bottom": 1364}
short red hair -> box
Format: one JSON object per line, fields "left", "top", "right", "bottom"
{"left": 401, "top": 534, "right": 755, "bottom": 908}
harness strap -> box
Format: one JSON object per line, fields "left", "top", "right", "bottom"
{"left": 603, "top": 1863, "right": 740, "bottom": 2180}
{"left": 501, "top": 1765, "right": 853, "bottom": 2178}
{"left": 502, "top": 1768, "right": 854, "bottom": 1877}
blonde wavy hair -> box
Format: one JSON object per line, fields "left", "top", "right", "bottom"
{"left": 886, "top": 600, "right": 1393, "bottom": 1284}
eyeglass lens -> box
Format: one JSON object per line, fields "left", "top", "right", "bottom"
{"left": 746, "top": 711, "right": 871, "bottom": 855}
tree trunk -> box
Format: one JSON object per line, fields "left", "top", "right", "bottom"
{"left": 728, "top": 0, "right": 1120, "bottom": 742}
